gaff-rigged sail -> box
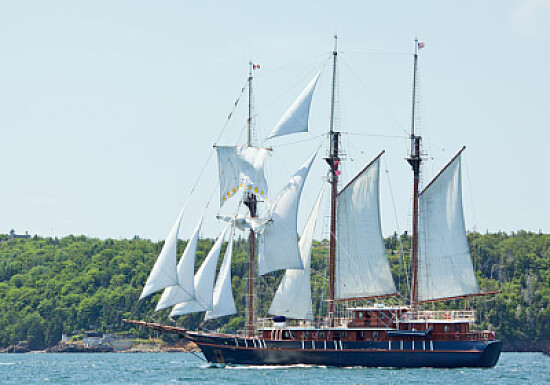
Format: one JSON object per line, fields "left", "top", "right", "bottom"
{"left": 417, "top": 151, "right": 479, "bottom": 302}
{"left": 139, "top": 209, "right": 184, "bottom": 300}
{"left": 205, "top": 224, "right": 237, "bottom": 320}
{"left": 170, "top": 223, "right": 230, "bottom": 317}
{"left": 216, "top": 146, "right": 269, "bottom": 207}
{"left": 335, "top": 154, "right": 397, "bottom": 300}
{"left": 268, "top": 182, "right": 326, "bottom": 320}
{"left": 257, "top": 150, "right": 317, "bottom": 276}
{"left": 267, "top": 70, "right": 322, "bottom": 140}
{"left": 155, "top": 215, "right": 204, "bottom": 311}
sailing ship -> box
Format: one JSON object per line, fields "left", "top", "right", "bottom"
{"left": 126, "top": 37, "right": 502, "bottom": 368}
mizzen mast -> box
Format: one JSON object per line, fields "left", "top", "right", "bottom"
{"left": 326, "top": 34, "right": 339, "bottom": 327}
{"left": 407, "top": 38, "right": 422, "bottom": 315}
{"left": 243, "top": 61, "right": 258, "bottom": 337}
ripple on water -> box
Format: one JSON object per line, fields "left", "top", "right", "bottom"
{"left": 0, "top": 352, "right": 546, "bottom": 385}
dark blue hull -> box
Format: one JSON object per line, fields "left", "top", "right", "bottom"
{"left": 189, "top": 333, "right": 502, "bottom": 368}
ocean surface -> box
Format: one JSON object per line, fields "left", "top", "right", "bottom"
{"left": 0, "top": 352, "right": 547, "bottom": 384}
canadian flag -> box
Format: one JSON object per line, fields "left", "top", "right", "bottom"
{"left": 253, "top": 64, "right": 261, "bottom": 70}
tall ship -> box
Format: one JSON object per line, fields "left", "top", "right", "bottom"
{"left": 126, "top": 37, "right": 502, "bottom": 368}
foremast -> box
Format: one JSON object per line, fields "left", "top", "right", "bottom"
{"left": 407, "top": 38, "right": 422, "bottom": 316}
{"left": 326, "top": 35, "right": 339, "bottom": 327}
{"left": 243, "top": 61, "right": 258, "bottom": 337}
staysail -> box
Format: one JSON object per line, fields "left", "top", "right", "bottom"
{"left": 170, "top": 223, "right": 230, "bottom": 317}
{"left": 205, "top": 224, "right": 237, "bottom": 320}
{"left": 417, "top": 150, "right": 479, "bottom": 302}
{"left": 267, "top": 70, "right": 322, "bottom": 140}
{"left": 257, "top": 150, "right": 317, "bottom": 276}
{"left": 335, "top": 153, "right": 397, "bottom": 300}
{"left": 139, "top": 209, "right": 184, "bottom": 300}
{"left": 216, "top": 146, "right": 269, "bottom": 207}
{"left": 268, "top": 182, "right": 326, "bottom": 320}
{"left": 155, "top": 215, "right": 204, "bottom": 311}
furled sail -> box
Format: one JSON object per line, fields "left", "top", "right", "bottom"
{"left": 155, "top": 215, "right": 203, "bottom": 311}
{"left": 268, "top": 182, "right": 325, "bottom": 320}
{"left": 267, "top": 70, "right": 322, "bottom": 140}
{"left": 417, "top": 151, "right": 479, "bottom": 302}
{"left": 335, "top": 153, "right": 396, "bottom": 300}
{"left": 217, "top": 214, "right": 269, "bottom": 233}
{"left": 205, "top": 224, "right": 237, "bottom": 320}
{"left": 257, "top": 150, "right": 317, "bottom": 276}
{"left": 139, "top": 210, "right": 183, "bottom": 300}
{"left": 170, "top": 223, "right": 230, "bottom": 317}
{"left": 216, "top": 146, "right": 269, "bottom": 207}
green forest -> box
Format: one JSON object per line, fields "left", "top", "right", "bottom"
{"left": 0, "top": 231, "right": 548, "bottom": 351}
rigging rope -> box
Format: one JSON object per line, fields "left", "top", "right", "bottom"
{"left": 340, "top": 50, "right": 411, "bottom": 56}
{"left": 384, "top": 164, "right": 409, "bottom": 295}
{"left": 340, "top": 57, "right": 408, "bottom": 136}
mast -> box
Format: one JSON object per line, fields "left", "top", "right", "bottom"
{"left": 326, "top": 34, "right": 339, "bottom": 327}
{"left": 244, "top": 61, "right": 257, "bottom": 337}
{"left": 407, "top": 38, "right": 422, "bottom": 316}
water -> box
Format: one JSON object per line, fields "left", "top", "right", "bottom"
{"left": 0, "top": 353, "right": 547, "bottom": 385}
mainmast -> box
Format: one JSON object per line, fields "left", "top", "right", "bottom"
{"left": 407, "top": 38, "right": 422, "bottom": 315}
{"left": 326, "top": 34, "right": 339, "bottom": 327}
{"left": 244, "top": 61, "right": 258, "bottom": 337}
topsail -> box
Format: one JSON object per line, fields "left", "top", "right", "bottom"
{"left": 267, "top": 70, "right": 322, "bottom": 140}
{"left": 216, "top": 146, "right": 269, "bottom": 207}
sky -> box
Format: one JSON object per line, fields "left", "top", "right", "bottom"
{"left": 0, "top": 1, "right": 548, "bottom": 241}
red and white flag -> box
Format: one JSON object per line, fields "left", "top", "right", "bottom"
{"left": 253, "top": 64, "right": 261, "bottom": 70}
{"left": 418, "top": 42, "right": 425, "bottom": 50}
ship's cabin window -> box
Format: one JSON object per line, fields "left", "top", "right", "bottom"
{"left": 358, "top": 312, "right": 363, "bottom": 319}
{"left": 444, "top": 325, "right": 450, "bottom": 333}
{"left": 380, "top": 312, "right": 386, "bottom": 319}
{"left": 358, "top": 331, "right": 364, "bottom": 340}
{"left": 319, "top": 332, "right": 325, "bottom": 339}
{"left": 372, "top": 331, "right": 379, "bottom": 340}
{"left": 304, "top": 331, "right": 310, "bottom": 339}
{"left": 342, "top": 332, "right": 348, "bottom": 339}
{"left": 454, "top": 324, "right": 460, "bottom": 333}
{"left": 333, "top": 332, "right": 340, "bottom": 340}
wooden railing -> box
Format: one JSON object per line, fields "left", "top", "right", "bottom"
{"left": 406, "top": 310, "right": 476, "bottom": 322}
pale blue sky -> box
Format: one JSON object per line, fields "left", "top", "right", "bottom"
{"left": 0, "top": 1, "right": 548, "bottom": 240}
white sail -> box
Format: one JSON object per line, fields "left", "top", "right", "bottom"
{"left": 205, "top": 225, "right": 237, "bottom": 320}
{"left": 170, "top": 223, "right": 230, "bottom": 317}
{"left": 139, "top": 210, "right": 183, "bottom": 300}
{"left": 335, "top": 155, "right": 396, "bottom": 300}
{"left": 267, "top": 70, "right": 322, "bottom": 140}
{"left": 418, "top": 153, "right": 479, "bottom": 302}
{"left": 155, "top": 215, "right": 203, "bottom": 311}
{"left": 268, "top": 183, "right": 325, "bottom": 320}
{"left": 257, "top": 151, "right": 317, "bottom": 276}
{"left": 216, "top": 146, "right": 269, "bottom": 207}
